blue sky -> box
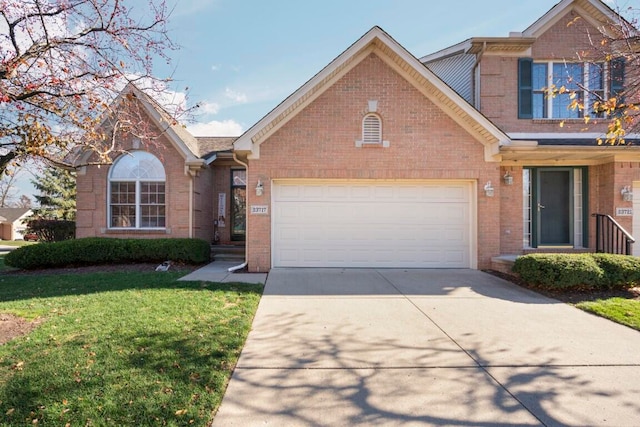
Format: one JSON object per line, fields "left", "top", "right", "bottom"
{"left": 158, "top": 0, "right": 566, "bottom": 136}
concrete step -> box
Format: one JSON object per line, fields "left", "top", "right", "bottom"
{"left": 214, "top": 253, "right": 245, "bottom": 262}
{"left": 211, "top": 245, "right": 245, "bottom": 262}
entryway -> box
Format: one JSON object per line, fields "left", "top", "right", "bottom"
{"left": 526, "top": 167, "right": 587, "bottom": 248}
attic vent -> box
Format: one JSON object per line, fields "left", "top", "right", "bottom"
{"left": 356, "top": 113, "right": 389, "bottom": 148}
{"left": 363, "top": 114, "right": 381, "bottom": 144}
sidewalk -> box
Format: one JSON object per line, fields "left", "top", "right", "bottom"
{"left": 178, "top": 261, "right": 267, "bottom": 284}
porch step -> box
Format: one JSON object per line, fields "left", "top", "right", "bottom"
{"left": 490, "top": 255, "right": 518, "bottom": 276}
{"left": 211, "top": 245, "right": 245, "bottom": 262}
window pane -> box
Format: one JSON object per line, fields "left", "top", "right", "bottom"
{"left": 532, "top": 63, "right": 547, "bottom": 89}
{"left": 232, "top": 170, "right": 246, "bottom": 186}
{"left": 554, "top": 93, "right": 582, "bottom": 118}
{"left": 111, "top": 205, "right": 135, "bottom": 227}
{"left": 533, "top": 93, "right": 546, "bottom": 119}
{"left": 139, "top": 181, "right": 166, "bottom": 228}
{"left": 110, "top": 151, "right": 166, "bottom": 180}
{"left": 141, "top": 205, "right": 166, "bottom": 228}
{"left": 553, "top": 63, "right": 582, "bottom": 89}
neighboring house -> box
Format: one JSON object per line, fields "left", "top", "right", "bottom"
{"left": 76, "top": 0, "right": 640, "bottom": 272}
{"left": 0, "top": 208, "right": 33, "bottom": 241}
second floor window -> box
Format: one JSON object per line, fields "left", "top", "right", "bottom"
{"left": 519, "top": 57, "right": 623, "bottom": 120}
{"left": 533, "top": 62, "right": 603, "bottom": 119}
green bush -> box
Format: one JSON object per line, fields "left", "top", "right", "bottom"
{"left": 512, "top": 253, "right": 605, "bottom": 289}
{"left": 513, "top": 253, "right": 640, "bottom": 290}
{"left": 5, "top": 238, "right": 211, "bottom": 270}
{"left": 590, "top": 253, "right": 640, "bottom": 289}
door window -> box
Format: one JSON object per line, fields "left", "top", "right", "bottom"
{"left": 231, "top": 170, "right": 246, "bottom": 241}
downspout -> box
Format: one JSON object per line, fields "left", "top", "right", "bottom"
{"left": 471, "top": 42, "right": 487, "bottom": 109}
{"left": 188, "top": 175, "right": 194, "bottom": 238}
{"left": 228, "top": 152, "right": 249, "bottom": 272}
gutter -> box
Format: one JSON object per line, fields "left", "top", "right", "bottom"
{"left": 228, "top": 152, "right": 249, "bottom": 273}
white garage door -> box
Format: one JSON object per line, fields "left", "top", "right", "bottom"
{"left": 272, "top": 180, "right": 474, "bottom": 268}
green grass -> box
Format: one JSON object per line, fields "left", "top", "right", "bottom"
{"left": 0, "top": 255, "right": 18, "bottom": 273}
{"left": 0, "top": 270, "right": 262, "bottom": 426}
{"left": 576, "top": 298, "right": 640, "bottom": 331}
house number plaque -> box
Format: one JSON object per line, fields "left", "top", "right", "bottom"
{"left": 251, "top": 205, "right": 269, "bottom": 215}
{"left": 616, "top": 207, "right": 633, "bottom": 217}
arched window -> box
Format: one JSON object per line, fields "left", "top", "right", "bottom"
{"left": 109, "top": 151, "right": 166, "bottom": 228}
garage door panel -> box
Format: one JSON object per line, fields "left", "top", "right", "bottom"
{"left": 273, "top": 181, "right": 473, "bottom": 268}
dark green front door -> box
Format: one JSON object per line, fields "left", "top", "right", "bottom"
{"left": 537, "top": 169, "right": 572, "bottom": 245}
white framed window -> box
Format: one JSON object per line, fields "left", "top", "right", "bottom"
{"left": 109, "top": 151, "right": 166, "bottom": 229}
{"left": 532, "top": 61, "right": 605, "bottom": 119}
{"left": 356, "top": 113, "right": 389, "bottom": 147}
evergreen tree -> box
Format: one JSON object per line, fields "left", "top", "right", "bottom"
{"left": 31, "top": 167, "right": 76, "bottom": 220}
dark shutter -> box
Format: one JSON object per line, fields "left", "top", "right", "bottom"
{"left": 518, "top": 58, "right": 533, "bottom": 119}
{"left": 610, "top": 57, "right": 625, "bottom": 98}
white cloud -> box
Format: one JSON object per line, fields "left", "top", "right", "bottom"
{"left": 225, "top": 88, "right": 248, "bottom": 103}
{"left": 197, "top": 101, "right": 220, "bottom": 115}
{"left": 211, "top": 65, "right": 220, "bottom": 71}
{"left": 187, "top": 119, "right": 243, "bottom": 137}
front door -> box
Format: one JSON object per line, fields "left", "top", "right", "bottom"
{"left": 537, "top": 169, "right": 572, "bottom": 245}
{"left": 231, "top": 169, "right": 246, "bottom": 241}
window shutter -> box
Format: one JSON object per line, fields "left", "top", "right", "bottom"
{"left": 362, "top": 114, "right": 381, "bottom": 144}
{"left": 518, "top": 58, "right": 533, "bottom": 119}
{"left": 610, "top": 57, "right": 625, "bottom": 98}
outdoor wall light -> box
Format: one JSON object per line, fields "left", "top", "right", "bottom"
{"left": 255, "top": 180, "right": 264, "bottom": 196}
{"left": 484, "top": 181, "right": 495, "bottom": 197}
{"left": 503, "top": 171, "right": 514, "bottom": 186}
{"left": 621, "top": 185, "right": 633, "bottom": 202}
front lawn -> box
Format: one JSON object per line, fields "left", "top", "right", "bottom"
{"left": 0, "top": 270, "right": 262, "bottom": 425}
{"left": 576, "top": 297, "right": 640, "bottom": 331}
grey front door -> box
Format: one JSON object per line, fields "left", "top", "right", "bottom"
{"left": 538, "top": 169, "right": 572, "bottom": 245}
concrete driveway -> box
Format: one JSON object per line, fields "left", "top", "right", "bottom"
{"left": 213, "top": 268, "right": 640, "bottom": 426}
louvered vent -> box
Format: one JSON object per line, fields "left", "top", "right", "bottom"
{"left": 362, "top": 114, "right": 382, "bottom": 144}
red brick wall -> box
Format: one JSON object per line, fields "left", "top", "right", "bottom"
{"left": 500, "top": 166, "right": 524, "bottom": 254}
{"left": 246, "top": 53, "right": 502, "bottom": 272}
{"left": 590, "top": 162, "right": 640, "bottom": 234}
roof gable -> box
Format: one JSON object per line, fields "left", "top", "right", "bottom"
{"left": 234, "top": 26, "right": 510, "bottom": 162}
{"left": 523, "top": 0, "right": 627, "bottom": 38}
{"left": 0, "top": 208, "right": 32, "bottom": 223}
{"left": 74, "top": 83, "right": 203, "bottom": 170}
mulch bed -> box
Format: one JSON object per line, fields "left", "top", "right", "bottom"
{"left": 486, "top": 269, "right": 640, "bottom": 304}
{"left": 1, "top": 262, "right": 199, "bottom": 277}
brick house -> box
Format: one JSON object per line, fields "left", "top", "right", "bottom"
{"left": 76, "top": 0, "right": 640, "bottom": 272}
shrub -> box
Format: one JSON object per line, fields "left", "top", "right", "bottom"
{"left": 26, "top": 219, "right": 76, "bottom": 242}
{"left": 512, "top": 253, "right": 605, "bottom": 289}
{"left": 5, "top": 238, "right": 210, "bottom": 270}
{"left": 591, "top": 253, "right": 640, "bottom": 289}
